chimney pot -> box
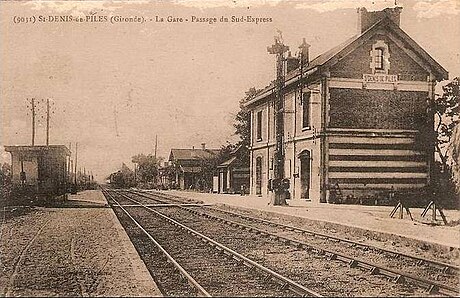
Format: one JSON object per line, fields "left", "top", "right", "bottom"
{"left": 357, "top": 7, "right": 402, "bottom": 34}
{"left": 286, "top": 52, "right": 300, "bottom": 73}
{"left": 299, "top": 38, "right": 311, "bottom": 65}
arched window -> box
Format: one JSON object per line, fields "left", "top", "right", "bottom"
{"left": 302, "top": 92, "right": 311, "bottom": 129}
{"left": 374, "top": 48, "right": 384, "bottom": 70}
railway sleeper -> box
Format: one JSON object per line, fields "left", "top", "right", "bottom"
{"left": 128, "top": 190, "right": 458, "bottom": 296}
{"left": 426, "top": 284, "right": 439, "bottom": 294}
{"left": 369, "top": 267, "right": 380, "bottom": 275}
{"left": 348, "top": 259, "right": 358, "bottom": 268}
{"left": 279, "top": 282, "right": 289, "bottom": 291}
{"left": 393, "top": 274, "right": 405, "bottom": 284}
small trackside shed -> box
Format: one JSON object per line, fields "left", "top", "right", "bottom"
{"left": 216, "top": 145, "right": 250, "bottom": 194}
{"left": 244, "top": 7, "right": 448, "bottom": 203}
{"left": 5, "top": 145, "right": 71, "bottom": 196}
{"left": 168, "top": 145, "right": 220, "bottom": 190}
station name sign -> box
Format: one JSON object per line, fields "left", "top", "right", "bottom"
{"left": 363, "top": 74, "right": 398, "bottom": 83}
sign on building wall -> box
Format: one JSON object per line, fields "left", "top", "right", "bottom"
{"left": 363, "top": 74, "right": 398, "bottom": 83}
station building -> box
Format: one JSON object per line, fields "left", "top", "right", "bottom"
{"left": 5, "top": 145, "right": 71, "bottom": 196}
{"left": 168, "top": 144, "right": 220, "bottom": 190}
{"left": 244, "top": 8, "right": 448, "bottom": 203}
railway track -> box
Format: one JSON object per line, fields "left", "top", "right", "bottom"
{"left": 102, "top": 188, "right": 322, "bottom": 297}
{"left": 123, "top": 188, "right": 460, "bottom": 296}
{"left": 130, "top": 189, "right": 459, "bottom": 272}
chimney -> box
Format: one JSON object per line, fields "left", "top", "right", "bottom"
{"left": 286, "top": 51, "right": 300, "bottom": 73}
{"left": 298, "top": 38, "right": 311, "bottom": 65}
{"left": 357, "top": 7, "right": 402, "bottom": 33}
{"left": 192, "top": 146, "right": 195, "bottom": 150}
{"left": 201, "top": 143, "right": 206, "bottom": 150}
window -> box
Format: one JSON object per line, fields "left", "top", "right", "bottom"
{"left": 375, "top": 48, "right": 384, "bottom": 70}
{"left": 256, "top": 110, "right": 263, "bottom": 141}
{"left": 302, "top": 92, "right": 311, "bottom": 129}
{"left": 370, "top": 41, "right": 390, "bottom": 74}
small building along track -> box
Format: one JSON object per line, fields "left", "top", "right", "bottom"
{"left": 103, "top": 188, "right": 460, "bottom": 297}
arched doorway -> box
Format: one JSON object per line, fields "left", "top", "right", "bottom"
{"left": 255, "top": 156, "right": 262, "bottom": 195}
{"left": 299, "top": 150, "right": 311, "bottom": 200}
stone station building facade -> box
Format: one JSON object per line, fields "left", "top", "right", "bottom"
{"left": 244, "top": 7, "right": 448, "bottom": 203}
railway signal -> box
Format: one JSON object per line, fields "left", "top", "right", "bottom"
{"left": 267, "top": 31, "right": 289, "bottom": 206}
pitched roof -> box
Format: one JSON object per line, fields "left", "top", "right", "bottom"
{"left": 244, "top": 17, "right": 448, "bottom": 107}
{"left": 169, "top": 148, "right": 220, "bottom": 161}
{"left": 217, "top": 156, "right": 237, "bottom": 168}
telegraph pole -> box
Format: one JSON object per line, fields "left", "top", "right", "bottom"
{"left": 74, "top": 142, "right": 78, "bottom": 186}
{"left": 154, "top": 135, "right": 158, "bottom": 161}
{"left": 31, "top": 98, "right": 36, "bottom": 146}
{"left": 68, "top": 142, "right": 72, "bottom": 176}
{"left": 46, "top": 98, "right": 50, "bottom": 146}
{"left": 267, "top": 32, "right": 289, "bottom": 206}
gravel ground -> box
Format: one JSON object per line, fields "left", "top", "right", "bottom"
{"left": 0, "top": 195, "right": 161, "bottom": 297}
{"left": 160, "top": 190, "right": 460, "bottom": 250}
{"left": 153, "top": 205, "right": 427, "bottom": 297}
{"left": 218, "top": 204, "right": 460, "bottom": 266}
{"left": 156, "top": 190, "right": 460, "bottom": 263}
{"left": 194, "top": 205, "right": 460, "bottom": 289}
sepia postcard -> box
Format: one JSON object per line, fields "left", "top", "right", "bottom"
{"left": 1, "top": 0, "right": 459, "bottom": 297}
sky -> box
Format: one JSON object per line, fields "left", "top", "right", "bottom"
{"left": 1, "top": 0, "right": 459, "bottom": 181}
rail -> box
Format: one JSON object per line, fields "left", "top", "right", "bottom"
{"left": 129, "top": 189, "right": 460, "bottom": 296}
{"left": 111, "top": 189, "right": 323, "bottom": 297}
{"left": 101, "top": 188, "right": 211, "bottom": 297}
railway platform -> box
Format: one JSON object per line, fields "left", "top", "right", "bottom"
{"left": 0, "top": 190, "right": 162, "bottom": 297}
{"left": 158, "top": 190, "right": 460, "bottom": 250}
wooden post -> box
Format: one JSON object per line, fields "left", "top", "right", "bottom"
{"left": 31, "top": 98, "right": 36, "bottom": 146}
{"left": 46, "top": 98, "right": 50, "bottom": 146}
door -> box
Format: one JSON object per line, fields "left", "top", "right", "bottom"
{"left": 219, "top": 170, "right": 227, "bottom": 193}
{"left": 255, "top": 157, "right": 262, "bottom": 195}
{"left": 300, "top": 152, "right": 310, "bottom": 200}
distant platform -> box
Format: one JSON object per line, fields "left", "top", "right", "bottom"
{"left": 0, "top": 190, "right": 162, "bottom": 297}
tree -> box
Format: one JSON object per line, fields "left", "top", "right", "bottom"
{"left": 434, "top": 77, "right": 459, "bottom": 167}
{"left": 197, "top": 143, "right": 237, "bottom": 192}
{"left": 110, "top": 163, "right": 135, "bottom": 188}
{"left": 132, "top": 153, "right": 162, "bottom": 186}
{"left": 432, "top": 78, "right": 460, "bottom": 207}
{"left": 448, "top": 125, "right": 460, "bottom": 193}
{"left": 0, "top": 163, "right": 12, "bottom": 202}
{"left": 234, "top": 87, "right": 258, "bottom": 147}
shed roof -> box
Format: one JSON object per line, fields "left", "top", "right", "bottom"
{"left": 4, "top": 145, "right": 71, "bottom": 156}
